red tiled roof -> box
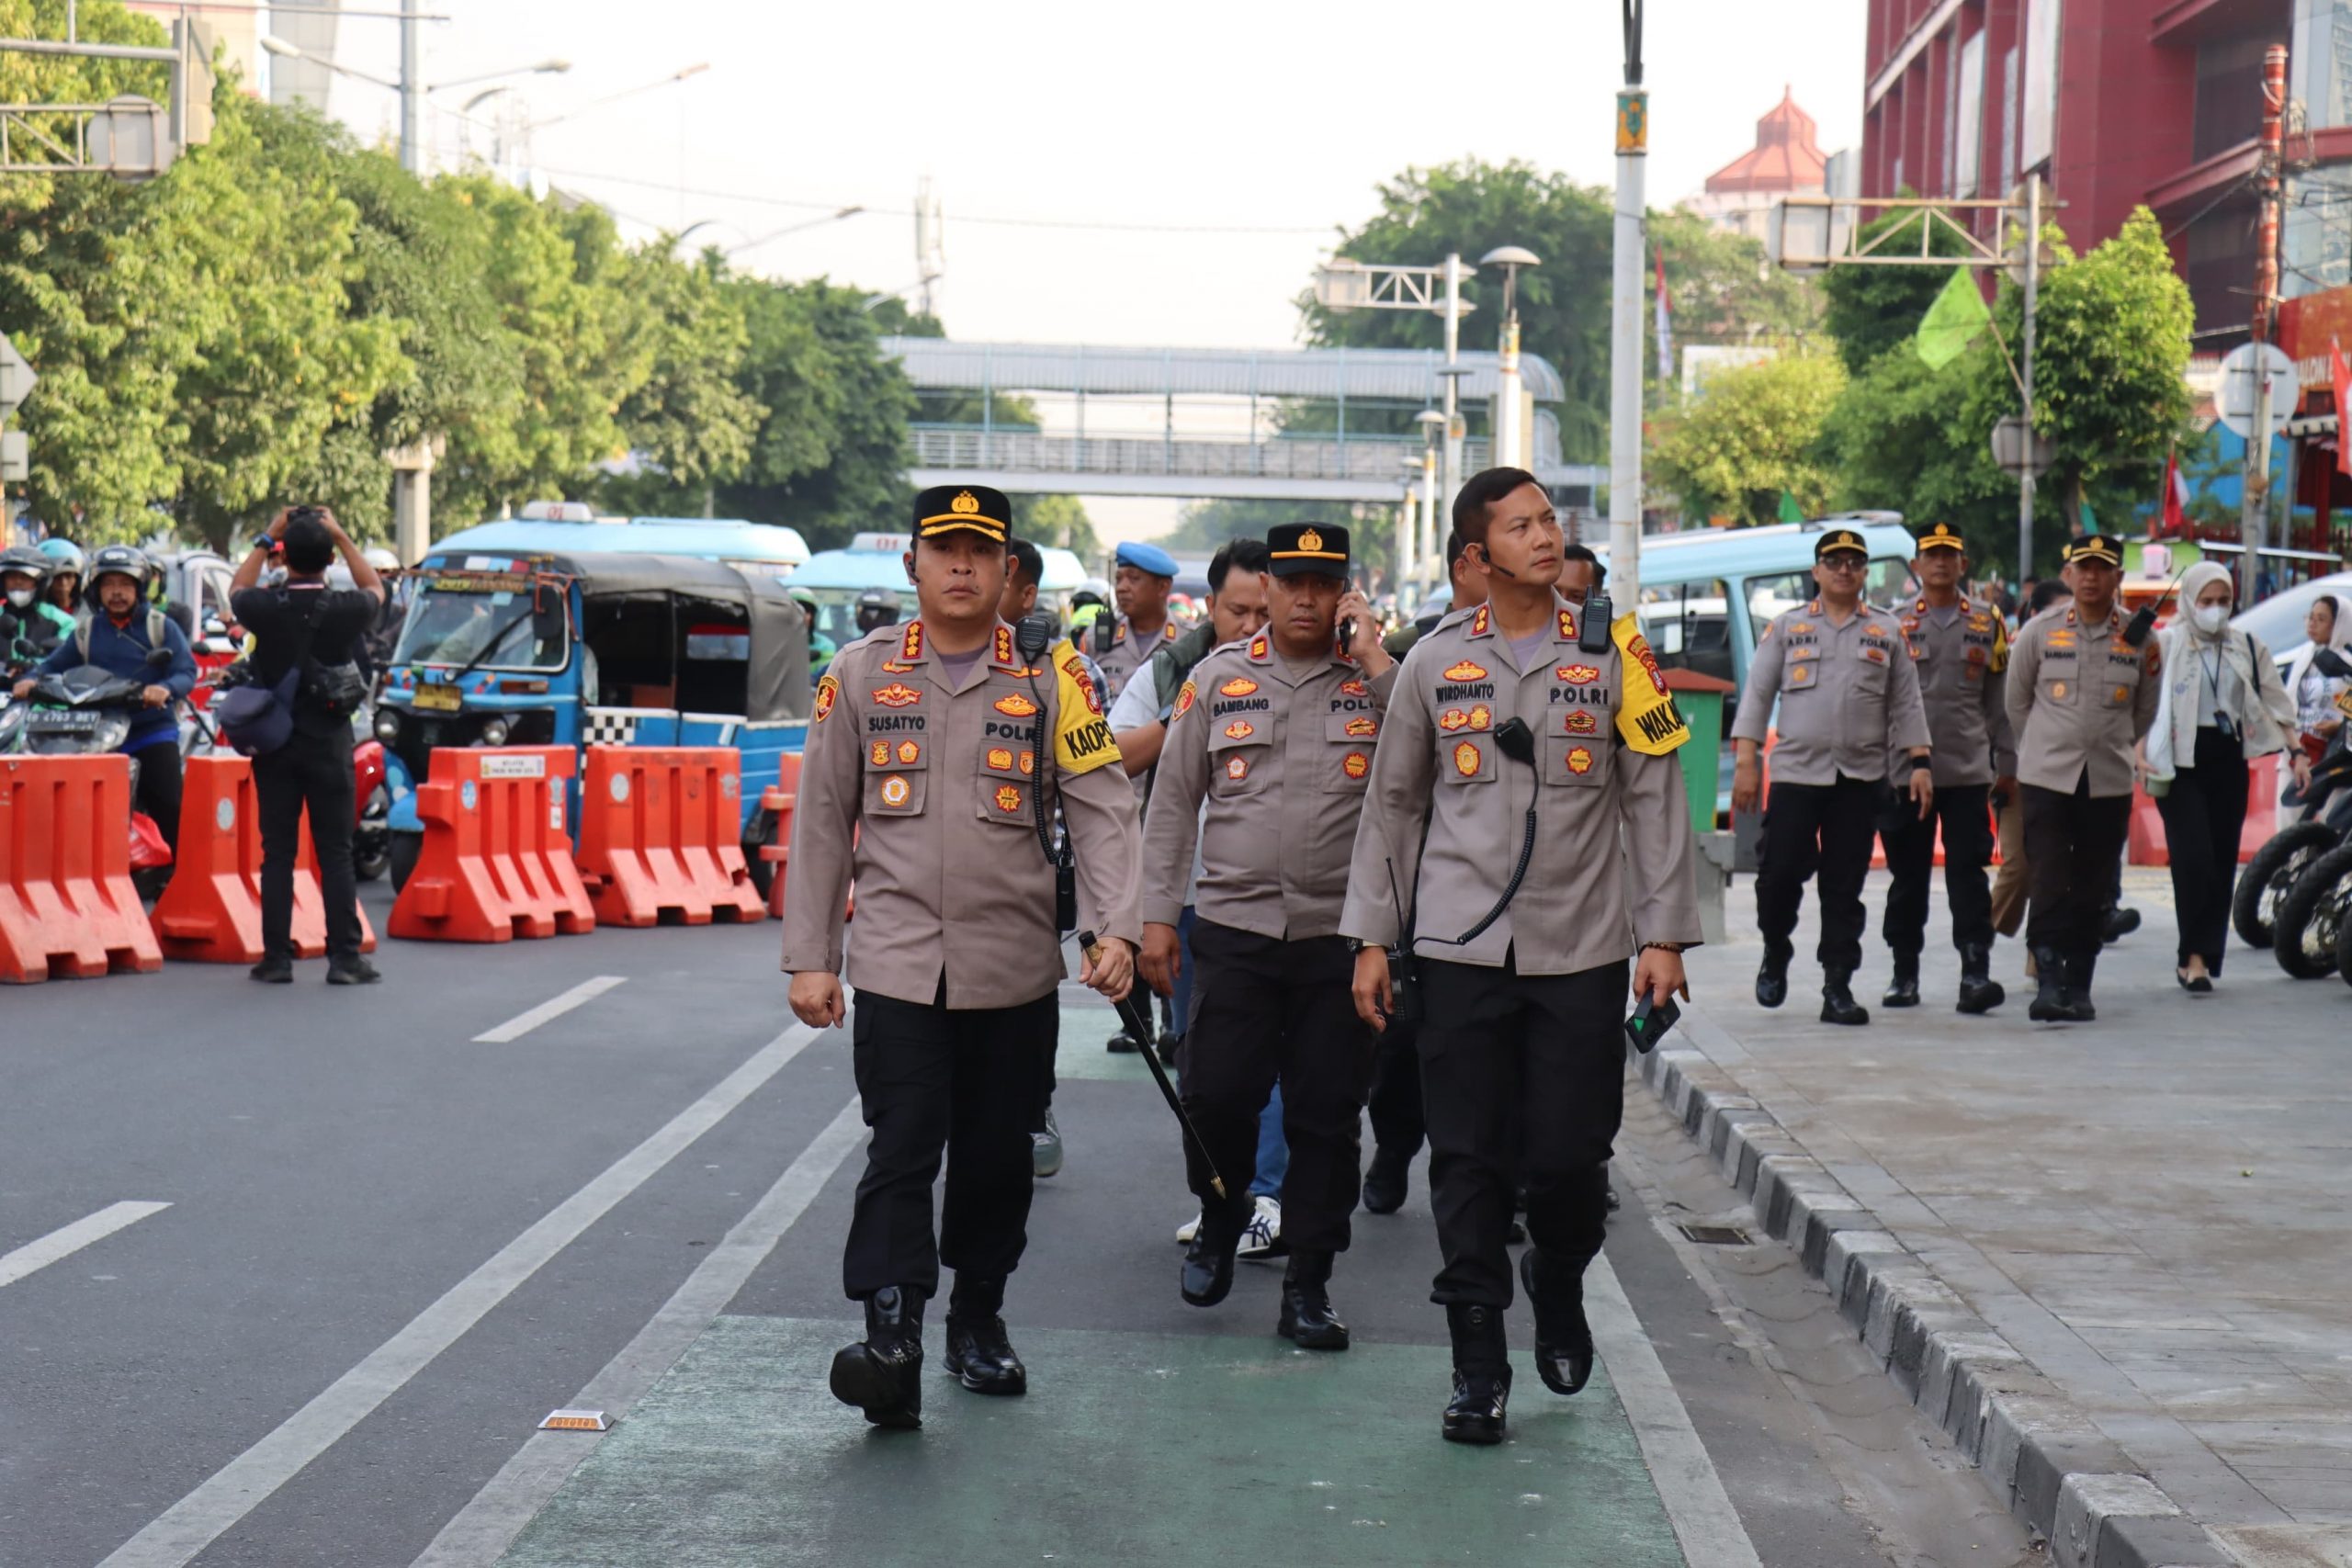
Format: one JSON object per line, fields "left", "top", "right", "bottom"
{"left": 1705, "top": 87, "right": 1827, "bottom": 195}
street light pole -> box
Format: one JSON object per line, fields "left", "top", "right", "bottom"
{"left": 1441, "top": 251, "right": 1465, "bottom": 527}
{"left": 1610, "top": 0, "right": 1647, "bottom": 609}
{"left": 1417, "top": 410, "right": 1446, "bottom": 596}
{"left": 2018, "top": 169, "right": 2039, "bottom": 581}
{"left": 399, "top": 6, "right": 420, "bottom": 174}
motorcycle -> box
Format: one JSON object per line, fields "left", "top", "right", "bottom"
{"left": 2245, "top": 649, "right": 2352, "bottom": 977}
{"left": 2233, "top": 648, "right": 2352, "bottom": 956}
{"left": 0, "top": 649, "right": 178, "bottom": 900}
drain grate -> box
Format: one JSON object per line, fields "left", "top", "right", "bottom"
{"left": 1677, "top": 1222, "right": 1752, "bottom": 1246}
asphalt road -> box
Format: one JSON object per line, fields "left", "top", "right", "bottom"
{"left": 1, "top": 886, "right": 2034, "bottom": 1567}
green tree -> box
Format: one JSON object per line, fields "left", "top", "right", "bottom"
{"left": 1648, "top": 209, "right": 1824, "bottom": 383}
{"left": 1819, "top": 201, "right": 1973, "bottom": 375}
{"left": 595, "top": 244, "right": 763, "bottom": 516}
{"left": 1650, "top": 353, "right": 1846, "bottom": 525}
{"left": 1012, "top": 494, "right": 1098, "bottom": 560}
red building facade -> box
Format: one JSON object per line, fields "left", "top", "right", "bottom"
{"left": 1860, "top": 0, "right": 2309, "bottom": 341}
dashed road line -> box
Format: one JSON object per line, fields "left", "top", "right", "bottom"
{"left": 0, "top": 1201, "right": 172, "bottom": 1290}
{"left": 472, "top": 976, "right": 628, "bottom": 1043}
{"left": 95, "top": 1024, "right": 817, "bottom": 1568}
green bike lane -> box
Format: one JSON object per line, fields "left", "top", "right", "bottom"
{"left": 488, "top": 990, "right": 1703, "bottom": 1568}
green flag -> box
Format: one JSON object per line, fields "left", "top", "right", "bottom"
{"left": 1777, "top": 490, "right": 1805, "bottom": 524}
{"left": 1916, "top": 270, "right": 1992, "bottom": 370}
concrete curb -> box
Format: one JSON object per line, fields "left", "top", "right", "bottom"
{"left": 1634, "top": 1015, "right": 2244, "bottom": 1568}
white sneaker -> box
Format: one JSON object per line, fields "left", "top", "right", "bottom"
{"left": 1175, "top": 1212, "right": 1201, "bottom": 1245}
{"left": 1237, "top": 1194, "right": 1284, "bottom": 1260}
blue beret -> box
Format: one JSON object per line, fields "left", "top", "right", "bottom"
{"left": 1115, "top": 540, "right": 1178, "bottom": 578}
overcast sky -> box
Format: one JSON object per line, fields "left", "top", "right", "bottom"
{"left": 311, "top": 0, "right": 1865, "bottom": 537}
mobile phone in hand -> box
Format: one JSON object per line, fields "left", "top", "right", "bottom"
{"left": 1624, "top": 992, "right": 1680, "bottom": 1054}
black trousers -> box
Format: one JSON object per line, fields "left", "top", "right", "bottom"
{"left": 253, "top": 734, "right": 360, "bottom": 964}
{"left": 1365, "top": 1013, "right": 1425, "bottom": 1158}
{"left": 842, "top": 985, "right": 1054, "bottom": 1303}
{"left": 1879, "top": 781, "right": 1996, "bottom": 958}
{"left": 2154, "top": 728, "right": 2249, "bottom": 973}
{"left": 1180, "top": 920, "right": 1368, "bottom": 1255}
{"left": 130, "top": 738, "right": 183, "bottom": 856}
{"left": 2020, "top": 775, "right": 2132, "bottom": 979}
{"left": 1417, "top": 953, "right": 1627, "bottom": 1308}
{"left": 1756, "top": 774, "right": 1882, "bottom": 972}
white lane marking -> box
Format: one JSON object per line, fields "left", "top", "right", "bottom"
{"left": 411, "top": 1097, "right": 865, "bottom": 1568}
{"left": 1588, "top": 1253, "right": 1767, "bottom": 1568}
{"left": 0, "top": 1202, "right": 171, "bottom": 1289}
{"left": 96, "top": 1024, "right": 818, "bottom": 1568}
{"left": 471, "top": 976, "right": 628, "bottom": 1043}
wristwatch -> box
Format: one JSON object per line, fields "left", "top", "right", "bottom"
{"left": 1640, "top": 941, "right": 1690, "bottom": 954}
{"left": 251, "top": 534, "right": 276, "bottom": 555}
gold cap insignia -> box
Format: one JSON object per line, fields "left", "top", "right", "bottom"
{"left": 1297, "top": 526, "right": 1324, "bottom": 554}
{"left": 951, "top": 491, "right": 979, "bottom": 514}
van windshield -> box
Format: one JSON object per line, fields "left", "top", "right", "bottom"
{"left": 395, "top": 578, "right": 569, "bottom": 671}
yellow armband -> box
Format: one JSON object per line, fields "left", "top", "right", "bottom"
{"left": 1050, "top": 638, "right": 1121, "bottom": 775}
{"left": 1612, "top": 613, "right": 1691, "bottom": 756}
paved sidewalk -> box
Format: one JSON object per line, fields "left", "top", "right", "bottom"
{"left": 1660, "top": 867, "right": 2352, "bottom": 1568}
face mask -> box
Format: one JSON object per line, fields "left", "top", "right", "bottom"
{"left": 2191, "top": 604, "right": 2229, "bottom": 635}
{"left": 5, "top": 588, "right": 31, "bottom": 610}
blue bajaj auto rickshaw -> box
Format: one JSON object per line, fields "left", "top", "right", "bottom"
{"left": 377, "top": 552, "right": 811, "bottom": 892}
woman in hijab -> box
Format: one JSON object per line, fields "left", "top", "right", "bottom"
{"left": 2143, "top": 561, "right": 2305, "bottom": 991}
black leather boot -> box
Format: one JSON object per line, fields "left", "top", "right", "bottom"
{"left": 1819, "top": 967, "right": 1870, "bottom": 1025}
{"left": 1882, "top": 955, "right": 1921, "bottom": 1009}
{"left": 1360, "top": 1145, "right": 1410, "bottom": 1215}
{"left": 1755, "top": 945, "right": 1791, "bottom": 1009}
{"left": 1519, "top": 1248, "right": 1594, "bottom": 1396}
{"left": 2065, "top": 946, "right": 2099, "bottom": 1021}
{"left": 2103, "top": 905, "right": 2140, "bottom": 942}
{"left": 943, "top": 1277, "right": 1026, "bottom": 1395}
{"left": 1442, "top": 1303, "right": 1511, "bottom": 1445}
{"left": 1277, "top": 1249, "right": 1351, "bottom": 1350}
{"left": 1955, "top": 943, "right": 2006, "bottom": 1014}
{"left": 831, "top": 1285, "right": 924, "bottom": 1428}
{"left": 1180, "top": 1199, "right": 1248, "bottom": 1307}
{"left": 2027, "top": 946, "right": 2072, "bottom": 1021}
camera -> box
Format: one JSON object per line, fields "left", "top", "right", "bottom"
{"left": 287, "top": 504, "right": 327, "bottom": 530}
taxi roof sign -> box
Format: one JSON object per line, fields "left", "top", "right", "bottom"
{"left": 849, "top": 532, "right": 912, "bottom": 553}
{"left": 538, "top": 1408, "right": 614, "bottom": 1432}
{"left": 518, "top": 501, "right": 604, "bottom": 524}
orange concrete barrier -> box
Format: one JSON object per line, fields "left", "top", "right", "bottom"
{"left": 1870, "top": 801, "right": 2004, "bottom": 870}
{"left": 577, "top": 747, "right": 766, "bottom": 927}
{"left": 150, "top": 755, "right": 379, "bottom": 962}
{"left": 760, "top": 751, "right": 800, "bottom": 920}
{"left": 0, "top": 754, "right": 164, "bottom": 983}
{"left": 390, "top": 748, "right": 594, "bottom": 942}
{"left": 2129, "top": 752, "right": 2280, "bottom": 868}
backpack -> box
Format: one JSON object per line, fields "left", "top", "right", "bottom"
{"left": 72, "top": 607, "right": 169, "bottom": 664}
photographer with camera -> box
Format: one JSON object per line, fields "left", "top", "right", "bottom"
{"left": 228, "top": 507, "right": 384, "bottom": 986}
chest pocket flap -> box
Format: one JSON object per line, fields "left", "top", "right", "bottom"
{"left": 1208, "top": 717, "right": 1271, "bottom": 795}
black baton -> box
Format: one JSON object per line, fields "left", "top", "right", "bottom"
{"left": 1078, "top": 929, "right": 1227, "bottom": 1201}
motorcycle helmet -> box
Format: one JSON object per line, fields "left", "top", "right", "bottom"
{"left": 87, "top": 543, "right": 154, "bottom": 593}
{"left": 362, "top": 547, "right": 401, "bottom": 574}
{"left": 854, "top": 585, "right": 902, "bottom": 635}
{"left": 1, "top": 544, "right": 51, "bottom": 611}
{"left": 37, "top": 538, "right": 84, "bottom": 572}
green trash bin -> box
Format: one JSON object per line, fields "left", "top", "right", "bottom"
{"left": 1660, "top": 669, "right": 1737, "bottom": 838}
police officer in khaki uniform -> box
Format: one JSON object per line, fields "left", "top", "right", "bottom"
{"left": 2005, "top": 534, "right": 2160, "bottom": 1022}
{"left": 1732, "top": 528, "right": 1932, "bottom": 1025}
{"left": 1138, "top": 523, "right": 1393, "bottom": 1348}
{"left": 1088, "top": 539, "right": 1182, "bottom": 701}
{"left": 782, "top": 483, "right": 1142, "bottom": 1431}
{"left": 1878, "top": 522, "right": 2017, "bottom": 1013}
{"left": 1342, "top": 468, "right": 1702, "bottom": 1446}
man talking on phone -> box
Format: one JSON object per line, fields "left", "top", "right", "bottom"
{"left": 1340, "top": 468, "right": 1702, "bottom": 1447}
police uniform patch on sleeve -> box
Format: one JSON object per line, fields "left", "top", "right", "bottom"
{"left": 1174, "top": 678, "right": 1196, "bottom": 716}
{"left": 1990, "top": 617, "right": 2010, "bottom": 673}
{"left": 1049, "top": 638, "right": 1121, "bottom": 776}
{"left": 1612, "top": 614, "right": 1690, "bottom": 755}
{"left": 814, "top": 673, "right": 840, "bottom": 724}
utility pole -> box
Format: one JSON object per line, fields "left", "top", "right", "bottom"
{"left": 399, "top": 6, "right": 422, "bottom": 174}
{"left": 2240, "top": 42, "right": 2290, "bottom": 605}
{"left": 1441, "top": 251, "right": 1465, "bottom": 539}
{"left": 1610, "top": 0, "right": 1647, "bottom": 608}
{"left": 2018, "top": 170, "right": 2039, "bottom": 580}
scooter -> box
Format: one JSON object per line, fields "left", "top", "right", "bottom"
{"left": 2246, "top": 650, "right": 2352, "bottom": 977}
{"left": 0, "top": 648, "right": 177, "bottom": 899}
{"left": 2233, "top": 648, "right": 2352, "bottom": 956}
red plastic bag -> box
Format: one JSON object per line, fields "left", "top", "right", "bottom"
{"left": 129, "top": 811, "right": 173, "bottom": 871}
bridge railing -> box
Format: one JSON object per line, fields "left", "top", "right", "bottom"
{"left": 907, "top": 425, "right": 1494, "bottom": 483}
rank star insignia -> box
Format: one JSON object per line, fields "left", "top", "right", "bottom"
{"left": 1557, "top": 609, "right": 1577, "bottom": 641}
{"left": 1343, "top": 751, "right": 1370, "bottom": 779}
{"left": 993, "top": 626, "right": 1014, "bottom": 665}
{"left": 1467, "top": 705, "right": 1492, "bottom": 731}
{"left": 1566, "top": 746, "right": 1595, "bottom": 775}
{"left": 869, "top": 740, "right": 890, "bottom": 767}
{"left": 1249, "top": 634, "right": 1269, "bottom": 660}
{"left": 871, "top": 682, "right": 922, "bottom": 708}
{"left": 1557, "top": 664, "right": 1600, "bottom": 685}
{"left": 1219, "top": 677, "right": 1259, "bottom": 697}
{"left": 1443, "top": 660, "right": 1488, "bottom": 682}
{"left": 880, "top": 775, "right": 912, "bottom": 808}
{"left": 1345, "top": 716, "right": 1378, "bottom": 737}
{"left": 1441, "top": 707, "right": 1470, "bottom": 732}
{"left": 987, "top": 747, "right": 1013, "bottom": 772}
{"left": 814, "top": 675, "right": 840, "bottom": 723}
{"left": 896, "top": 740, "right": 921, "bottom": 764}
{"left": 1225, "top": 754, "right": 1250, "bottom": 782}
{"left": 1470, "top": 605, "right": 1490, "bottom": 637}
{"left": 1565, "top": 709, "right": 1598, "bottom": 734}
{"left": 994, "top": 694, "right": 1039, "bottom": 717}
{"left": 993, "top": 784, "right": 1023, "bottom": 813}
{"left": 1223, "top": 720, "right": 1255, "bottom": 740}
{"left": 1453, "top": 740, "right": 1482, "bottom": 777}
{"left": 899, "top": 622, "right": 924, "bottom": 661}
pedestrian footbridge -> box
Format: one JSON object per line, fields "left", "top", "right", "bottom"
{"left": 883, "top": 337, "right": 1602, "bottom": 504}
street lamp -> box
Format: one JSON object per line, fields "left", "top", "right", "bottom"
{"left": 260, "top": 33, "right": 397, "bottom": 91}
{"left": 260, "top": 37, "right": 570, "bottom": 173}
{"left": 1415, "top": 409, "right": 1447, "bottom": 594}
{"left": 526, "top": 63, "right": 710, "bottom": 132}
{"left": 728, "top": 205, "right": 865, "bottom": 256}
{"left": 1480, "top": 245, "right": 1541, "bottom": 471}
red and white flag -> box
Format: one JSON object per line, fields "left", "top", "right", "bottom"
{"left": 2159, "top": 446, "right": 2189, "bottom": 534}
